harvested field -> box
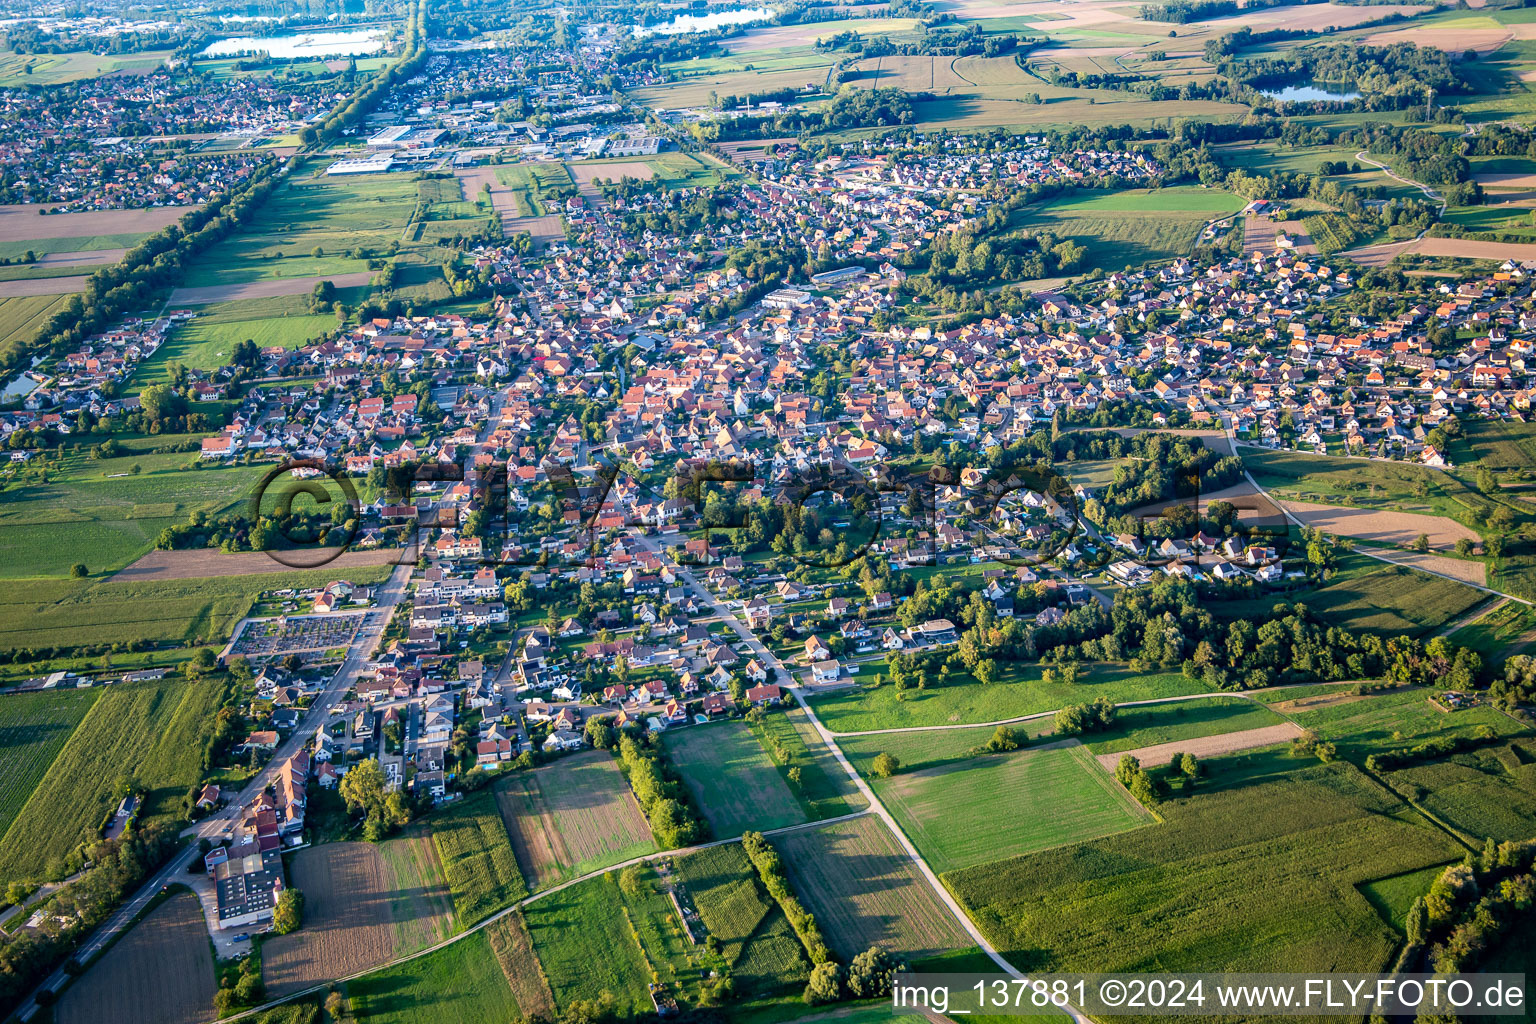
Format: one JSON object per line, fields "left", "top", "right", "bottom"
{"left": 773, "top": 815, "right": 969, "bottom": 961}
{"left": 1363, "top": 15, "right": 1531, "bottom": 52}
{"left": 722, "top": 17, "right": 919, "bottom": 51}
{"left": 1268, "top": 690, "right": 1376, "bottom": 715}
{"left": 494, "top": 750, "right": 655, "bottom": 890}
{"left": 0, "top": 204, "right": 189, "bottom": 242}
{"left": 455, "top": 165, "right": 517, "bottom": 226}
{"left": 56, "top": 891, "right": 214, "bottom": 1024}
{"left": 36, "top": 248, "right": 128, "bottom": 267}
{"left": 1276, "top": 500, "right": 1479, "bottom": 549}
{"left": 170, "top": 271, "right": 372, "bottom": 304}
{"left": 1357, "top": 546, "right": 1489, "bottom": 587}
{"left": 1205, "top": 1, "right": 1425, "bottom": 30}
{"left": 377, "top": 832, "right": 458, "bottom": 954}
{"left": 1413, "top": 237, "right": 1536, "bottom": 262}
{"left": 1477, "top": 173, "right": 1536, "bottom": 190}
{"left": 0, "top": 275, "right": 91, "bottom": 296}
{"left": 113, "top": 546, "right": 401, "bottom": 581}
{"left": 485, "top": 910, "right": 557, "bottom": 1020}
{"left": 1244, "top": 216, "right": 1316, "bottom": 256}
{"left": 1092, "top": 722, "right": 1303, "bottom": 771}
{"left": 262, "top": 843, "right": 395, "bottom": 996}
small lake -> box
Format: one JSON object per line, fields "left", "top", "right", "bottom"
{"left": 632, "top": 7, "right": 772, "bottom": 36}
{"left": 1260, "top": 82, "right": 1362, "bottom": 103}
{"left": 199, "top": 27, "right": 388, "bottom": 59}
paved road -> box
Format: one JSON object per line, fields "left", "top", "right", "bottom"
{"left": 15, "top": 560, "right": 415, "bottom": 1022}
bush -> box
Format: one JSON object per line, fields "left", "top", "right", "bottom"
{"left": 804, "top": 961, "right": 845, "bottom": 1004}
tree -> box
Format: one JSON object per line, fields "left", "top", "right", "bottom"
{"left": 273, "top": 888, "right": 304, "bottom": 934}
{"left": 69, "top": 563, "right": 87, "bottom": 579}
{"left": 804, "top": 961, "right": 846, "bottom": 1004}
{"left": 1179, "top": 752, "right": 1200, "bottom": 779}
{"left": 847, "top": 946, "right": 898, "bottom": 998}
{"left": 987, "top": 724, "right": 1020, "bottom": 752}
{"left": 871, "top": 752, "right": 900, "bottom": 778}
{"left": 1455, "top": 537, "right": 1474, "bottom": 557}
{"left": 1115, "top": 754, "right": 1141, "bottom": 787}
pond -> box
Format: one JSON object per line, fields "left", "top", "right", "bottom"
{"left": 632, "top": 7, "right": 772, "bottom": 36}
{"left": 1260, "top": 81, "right": 1362, "bottom": 103}
{"left": 199, "top": 26, "right": 388, "bottom": 59}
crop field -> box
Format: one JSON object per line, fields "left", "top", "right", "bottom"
{"left": 0, "top": 293, "right": 70, "bottom": 356}
{"left": 129, "top": 296, "right": 340, "bottom": 389}
{"left": 1452, "top": 417, "right": 1536, "bottom": 471}
{"left": 1277, "top": 499, "right": 1480, "bottom": 550}
{"left": 946, "top": 761, "right": 1462, "bottom": 975}
{"left": 430, "top": 789, "right": 525, "bottom": 924}
{"left": 494, "top": 750, "right": 656, "bottom": 890}
{"left": 1007, "top": 187, "right": 1242, "bottom": 271}
{"left": 867, "top": 740, "right": 1150, "bottom": 872}
{"left": 675, "top": 842, "right": 809, "bottom": 994}
{"left": 664, "top": 721, "right": 806, "bottom": 837}
{"left": 1383, "top": 741, "right": 1536, "bottom": 843}
{"left": 1450, "top": 599, "right": 1536, "bottom": 661}
{"left": 1083, "top": 697, "right": 1288, "bottom": 756}
{"left": 0, "top": 565, "right": 394, "bottom": 652}
{"left": 837, "top": 719, "right": 1055, "bottom": 777}
{"left": 1242, "top": 449, "right": 1494, "bottom": 526}
{"left": 484, "top": 910, "right": 556, "bottom": 1021}
{"left": 809, "top": 665, "right": 1199, "bottom": 733}
{"left": 348, "top": 930, "right": 518, "bottom": 1024}
{"left": 0, "top": 48, "right": 167, "bottom": 87}
{"left": 0, "top": 688, "right": 99, "bottom": 838}
{"left": 523, "top": 871, "right": 658, "bottom": 1016}
{"left": 263, "top": 838, "right": 455, "bottom": 996}
{"left": 0, "top": 678, "right": 223, "bottom": 882}
{"left": 55, "top": 891, "right": 214, "bottom": 1024}
{"left": 774, "top": 815, "right": 970, "bottom": 961}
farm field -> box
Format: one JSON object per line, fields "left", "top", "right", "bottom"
{"left": 0, "top": 688, "right": 100, "bottom": 838}
{"left": 1288, "top": 686, "right": 1528, "bottom": 762}
{"left": 262, "top": 837, "right": 456, "bottom": 997}
{"left": 748, "top": 706, "right": 867, "bottom": 820}
{"left": 523, "top": 869, "right": 664, "bottom": 1016}
{"left": 0, "top": 293, "right": 70, "bottom": 359}
{"left": 1216, "top": 554, "right": 1486, "bottom": 638}
{"left": 674, "top": 842, "right": 810, "bottom": 995}
{"left": 1449, "top": 599, "right": 1536, "bottom": 661}
{"left": 1242, "top": 448, "right": 1493, "bottom": 527}
{"left": 429, "top": 789, "right": 525, "bottom": 924}
{"left": 1082, "top": 696, "right": 1289, "bottom": 756}
{"left": 0, "top": 48, "right": 168, "bottom": 87}
{"left": 1451, "top": 417, "right": 1536, "bottom": 471}
{"left": 0, "top": 565, "right": 394, "bottom": 653}
{"left": 854, "top": 739, "right": 1150, "bottom": 873}
{"left": 664, "top": 720, "right": 806, "bottom": 837}
{"left": 570, "top": 152, "right": 740, "bottom": 192}
{"left": 773, "top": 814, "right": 971, "bottom": 961}
{"left": 0, "top": 205, "right": 188, "bottom": 244}
{"left": 484, "top": 910, "right": 557, "bottom": 1021}
{"left": 946, "top": 761, "right": 1462, "bottom": 976}
{"left": 128, "top": 294, "right": 340, "bottom": 390}
{"left": 493, "top": 750, "right": 656, "bottom": 890}
{"left": 55, "top": 891, "right": 214, "bottom": 1024}
{"left": 0, "top": 678, "right": 224, "bottom": 883}
{"left": 1275, "top": 499, "right": 1480, "bottom": 551}
{"left": 1007, "top": 187, "right": 1243, "bottom": 272}
{"left": 1359, "top": 864, "right": 1451, "bottom": 933}
{"left": 808, "top": 665, "right": 1200, "bottom": 734}
{"left": 348, "top": 930, "right": 518, "bottom": 1024}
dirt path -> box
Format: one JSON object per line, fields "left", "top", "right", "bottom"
{"left": 1093, "top": 722, "right": 1304, "bottom": 771}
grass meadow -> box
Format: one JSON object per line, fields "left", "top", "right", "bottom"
{"left": 945, "top": 761, "right": 1462, "bottom": 976}
{"left": 0, "top": 677, "right": 224, "bottom": 882}
{"left": 663, "top": 720, "right": 806, "bottom": 838}
{"left": 0, "top": 294, "right": 71, "bottom": 359}
{"left": 1007, "top": 187, "right": 1243, "bottom": 271}
{"left": 1082, "top": 697, "right": 1287, "bottom": 756}
{"left": 849, "top": 739, "right": 1150, "bottom": 873}
{"left": 348, "top": 930, "right": 518, "bottom": 1024}
{"left": 746, "top": 707, "right": 867, "bottom": 821}
{"left": 523, "top": 870, "right": 666, "bottom": 1016}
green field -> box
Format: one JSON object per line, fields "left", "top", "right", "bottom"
{"left": 1242, "top": 449, "right": 1493, "bottom": 528}
{"left": 0, "top": 48, "right": 168, "bottom": 87}
{"left": 946, "top": 761, "right": 1462, "bottom": 975}
{"left": 808, "top": 665, "right": 1199, "bottom": 734}
{"left": 745, "top": 707, "right": 866, "bottom": 821}
{"left": 1358, "top": 864, "right": 1451, "bottom": 933}
{"left": 664, "top": 721, "right": 807, "bottom": 838}
{"left": 0, "top": 678, "right": 224, "bottom": 882}
{"left": 572, "top": 152, "right": 741, "bottom": 191}
{"left": 523, "top": 869, "right": 669, "bottom": 1016}
{"left": 349, "top": 930, "right": 518, "bottom": 1024}
{"left": 849, "top": 740, "right": 1149, "bottom": 873}
{"left": 0, "top": 688, "right": 100, "bottom": 839}
{"left": 0, "top": 565, "right": 393, "bottom": 653}
{"left": 177, "top": 168, "right": 419, "bottom": 291}
{"left": 1448, "top": 600, "right": 1536, "bottom": 662}
{"left": 1006, "top": 187, "right": 1242, "bottom": 271}
{"left": 429, "top": 790, "right": 525, "bottom": 925}
{"left": 129, "top": 295, "right": 339, "bottom": 390}
{"left": 1288, "top": 686, "right": 1527, "bottom": 762}
{"left": 674, "top": 842, "right": 809, "bottom": 995}
{"left": 1382, "top": 741, "right": 1536, "bottom": 844}
{"left": 1081, "top": 697, "right": 1287, "bottom": 755}
{"left": 0, "top": 294, "right": 71, "bottom": 358}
